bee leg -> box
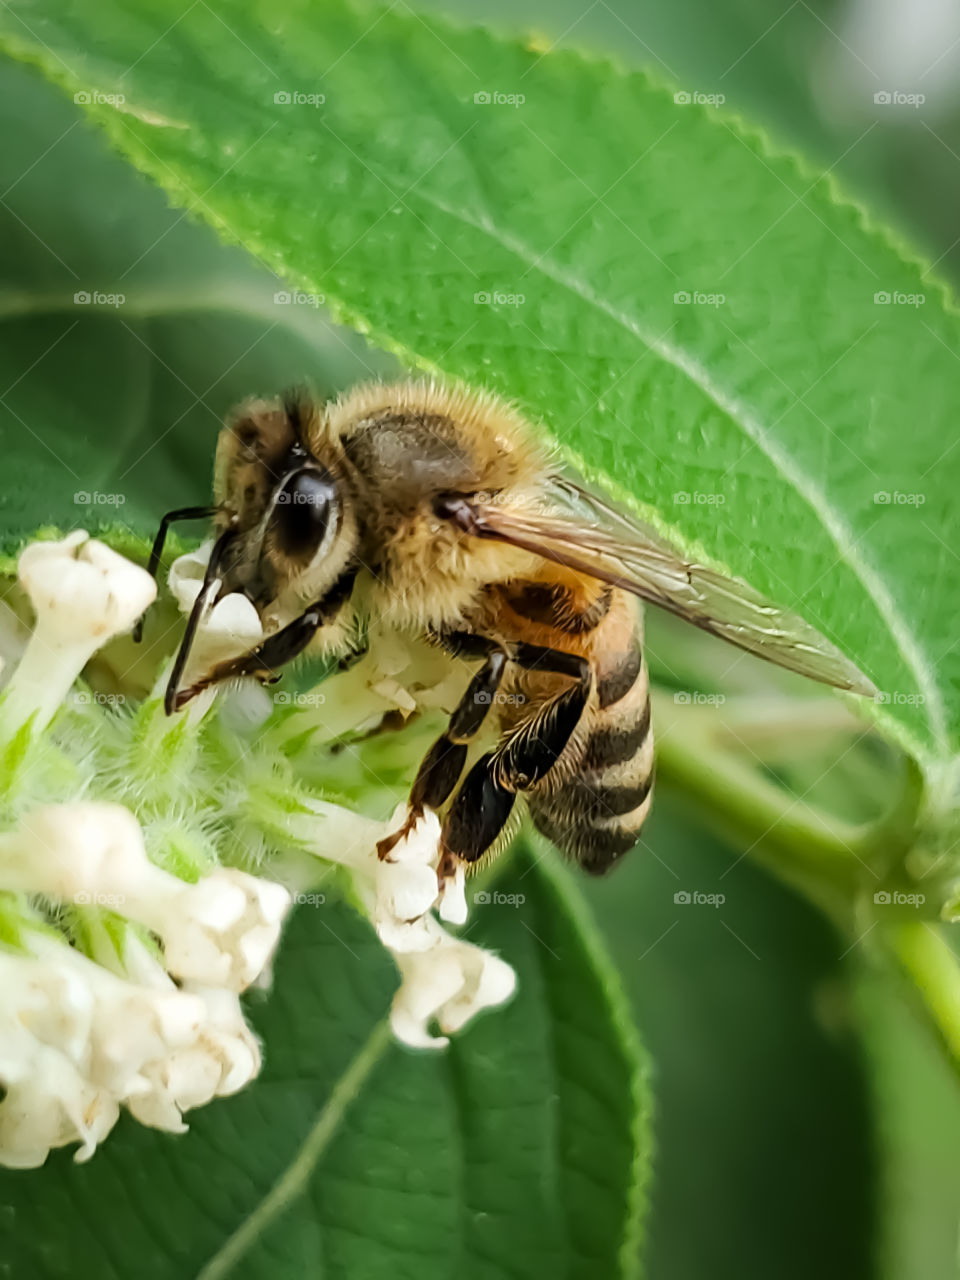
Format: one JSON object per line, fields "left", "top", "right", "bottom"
{"left": 439, "top": 644, "right": 592, "bottom": 871}
{"left": 167, "top": 565, "right": 357, "bottom": 713}
{"left": 376, "top": 641, "right": 508, "bottom": 860}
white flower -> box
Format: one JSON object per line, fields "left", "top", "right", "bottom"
{"left": 293, "top": 798, "right": 517, "bottom": 1044}
{"left": 0, "top": 1047, "right": 119, "bottom": 1168}
{"left": 372, "top": 806, "right": 445, "bottom": 951}
{"left": 0, "top": 925, "right": 268, "bottom": 1164}
{"left": 126, "top": 987, "right": 261, "bottom": 1134}
{"left": 390, "top": 917, "right": 517, "bottom": 1050}
{"left": 1, "top": 533, "right": 155, "bottom": 734}
{"left": 0, "top": 530, "right": 525, "bottom": 1170}
{"left": 0, "top": 802, "right": 291, "bottom": 991}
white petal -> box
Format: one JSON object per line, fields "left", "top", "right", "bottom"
{"left": 390, "top": 944, "right": 465, "bottom": 1050}
{"left": 371, "top": 807, "right": 441, "bottom": 949}
{"left": 389, "top": 925, "right": 517, "bottom": 1049}
{"left": 438, "top": 951, "right": 517, "bottom": 1034}
{"left": 0, "top": 1046, "right": 119, "bottom": 1168}
{"left": 157, "top": 868, "right": 291, "bottom": 991}
{"left": 438, "top": 864, "right": 467, "bottom": 926}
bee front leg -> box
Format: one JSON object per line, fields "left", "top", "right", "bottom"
{"left": 439, "top": 645, "right": 592, "bottom": 875}
{"left": 167, "top": 604, "right": 325, "bottom": 712}
{"left": 167, "top": 565, "right": 357, "bottom": 713}
{"left": 376, "top": 639, "right": 508, "bottom": 861}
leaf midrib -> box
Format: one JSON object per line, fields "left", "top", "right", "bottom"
{"left": 194, "top": 1019, "right": 392, "bottom": 1280}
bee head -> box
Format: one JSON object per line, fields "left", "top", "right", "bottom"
{"left": 214, "top": 391, "right": 352, "bottom": 608}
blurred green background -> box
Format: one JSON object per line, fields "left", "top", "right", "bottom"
{"left": 2, "top": 1, "right": 959, "bottom": 1276}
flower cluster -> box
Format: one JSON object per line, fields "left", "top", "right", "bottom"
{"left": 0, "top": 533, "right": 515, "bottom": 1167}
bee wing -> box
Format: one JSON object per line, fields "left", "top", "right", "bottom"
{"left": 453, "top": 479, "right": 876, "bottom": 697}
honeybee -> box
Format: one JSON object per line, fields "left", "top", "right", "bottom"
{"left": 138, "top": 381, "right": 875, "bottom": 878}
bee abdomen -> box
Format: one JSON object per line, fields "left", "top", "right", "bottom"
{"left": 529, "top": 644, "right": 653, "bottom": 876}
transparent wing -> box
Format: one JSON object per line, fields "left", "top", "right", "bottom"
{"left": 452, "top": 477, "right": 876, "bottom": 697}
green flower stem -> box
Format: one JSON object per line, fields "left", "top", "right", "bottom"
{"left": 652, "top": 692, "right": 960, "bottom": 1071}
{"left": 887, "top": 921, "right": 960, "bottom": 1074}
{"left": 651, "top": 691, "right": 924, "bottom": 918}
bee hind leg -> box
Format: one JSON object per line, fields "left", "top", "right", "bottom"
{"left": 440, "top": 644, "right": 592, "bottom": 871}
{"left": 376, "top": 639, "right": 508, "bottom": 860}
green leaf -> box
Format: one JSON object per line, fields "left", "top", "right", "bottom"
{"left": 582, "top": 795, "right": 876, "bottom": 1280}
{"left": 0, "top": 845, "right": 650, "bottom": 1279}
{"left": 0, "top": 0, "right": 954, "bottom": 758}
{"left": 0, "top": 56, "right": 395, "bottom": 563}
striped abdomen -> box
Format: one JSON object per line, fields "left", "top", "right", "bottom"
{"left": 492, "top": 579, "right": 654, "bottom": 875}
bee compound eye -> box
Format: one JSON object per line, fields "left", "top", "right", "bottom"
{"left": 273, "top": 468, "right": 337, "bottom": 557}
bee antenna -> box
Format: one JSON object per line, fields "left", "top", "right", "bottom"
{"left": 283, "top": 387, "right": 311, "bottom": 446}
